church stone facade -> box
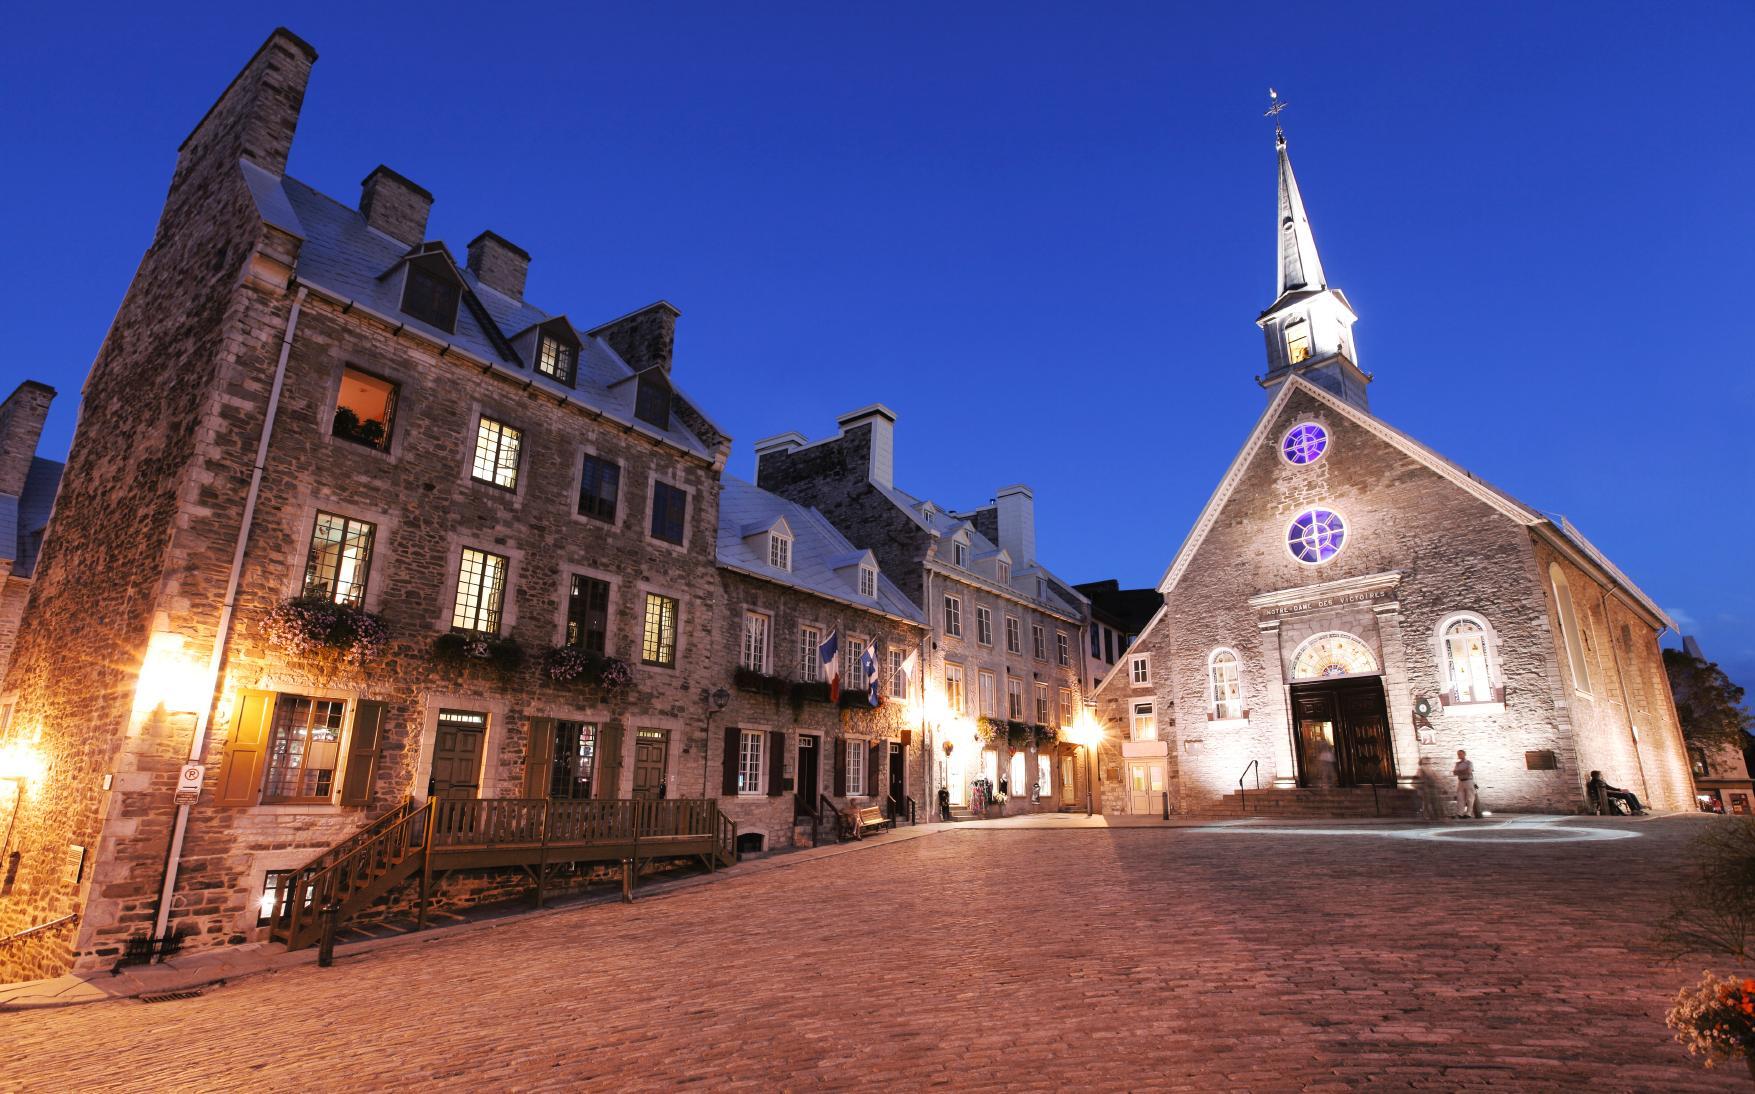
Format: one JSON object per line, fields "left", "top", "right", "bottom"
{"left": 1091, "top": 129, "right": 1693, "bottom": 819}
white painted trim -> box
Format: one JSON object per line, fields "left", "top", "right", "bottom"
{"left": 1284, "top": 504, "right": 1352, "bottom": 567}
{"left": 1432, "top": 610, "right": 1503, "bottom": 704}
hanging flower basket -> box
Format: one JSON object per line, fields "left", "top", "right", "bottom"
{"left": 790, "top": 681, "right": 832, "bottom": 707}
{"left": 431, "top": 632, "right": 525, "bottom": 674}
{"left": 733, "top": 667, "right": 790, "bottom": 698}
{"left": 543, "top": 646, "right": 633, "bottom": 690}
{"left": 263, "top": 596, "right": 387, "bottom": 666}
{"left": 838, "top": 690, "right": 881, "bottom": 711}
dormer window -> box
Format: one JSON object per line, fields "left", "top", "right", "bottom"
{"left": 953, "top": 541, "right": 968, "bottom": 567}
{"left": 401, "top": 260, "right": 460, "bottom": 333}
{"left": 536, "top": 335, "right": 575, "bottom": 385}
{"left": 634, "top": 372, "right": 671, "bottom": 431}
{"left": 1285, "top": 320, "right": 1312, "bottom": 364}
{"left": 996, "top": 561, "right": 1011, "bottom": 585}
{"left": 858, "top": 565, "right": 877, "bottom": 599}
{"left": 768, "top": 532, "right": 792, "bottom": 571}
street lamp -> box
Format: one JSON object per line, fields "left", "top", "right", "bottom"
{"left": 699, "top": 687, "right": 731, "bottom": 799}
{"left": 1069, "top": 703, "right": 1105, "bottom": 817}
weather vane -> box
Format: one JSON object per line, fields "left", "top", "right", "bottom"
{"left": 1264, "top": 87, "right": 1288, "bottom": 141}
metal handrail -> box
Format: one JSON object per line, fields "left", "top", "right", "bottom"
{"left": 1238, "top": 759, "right": 1260, "bottom": 814}
{"left": 813, "top": 793, "right": 841, "bottom": 848}
{"left": 0, "top": 912, "right": 78, "bottom": 947}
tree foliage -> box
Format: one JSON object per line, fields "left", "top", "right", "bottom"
{"left": 1658, "top": 817, "right": 1755, "bottom": 964}
{"left": 1665, "top": 649, "right": 1754, "bottom": 752}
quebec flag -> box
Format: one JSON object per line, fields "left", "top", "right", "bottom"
{"left": 862, "top": 646, "right": 880, "bottom": 707}
{"left": 820, "top": 629, "right": 841, "bottom": 703}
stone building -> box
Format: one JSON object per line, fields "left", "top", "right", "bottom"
{"left": 1073, "top": 579, "right": 1160, "bottom": 692}
{"left": 1091, "top": 126, "right": 1694, "bottom": 819}
{"left": 753, "top": 407, "right": 1091, "bottom": 813}
{"left": 714, "top": 477, "right": 926, "bottom": 850}
{"left": 0, "top": 381, "right": 61, "bottom": 685}
{"left": 0, "top": 30, "right": 742, "bottom": 981}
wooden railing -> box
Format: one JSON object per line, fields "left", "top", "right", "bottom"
{"left": 427, "top": 797, "right": 726, "bottom": 849}
{"left": 270, "top": 798, "right": 433, "bottom": 949}
{"left": 293, "top": 796, "right": 417, "bottom": 875}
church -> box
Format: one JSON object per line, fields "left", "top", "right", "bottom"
{"left": 1090, "top": 123, "right": 1695, "bottom": 818}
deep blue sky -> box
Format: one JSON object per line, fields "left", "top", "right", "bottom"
{"left": 4, "top": 3, "right": 1751, "bottom": 690}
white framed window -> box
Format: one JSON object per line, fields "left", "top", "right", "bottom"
{"left": 470, "top": 417, "right": 522, "bottom": 489}
{"left": 1549, "top": 564, "right": 1593, "bottom": 695}
{"left": 859, "top": 565, "right": 877, "bottom": 598}
{"left": 740, "top": 611, "right": 770, "bottom": 674}
{"left": 1056, "top": 632, "right": 1069, "bottom": 666}
{"left": 945, "top": 662, "right": 966, "bottom": 713}
{"left": 1129, "top": 655, "right": 1150, "bottom": 686}
{"left": 737, "top": 730, "right": 764, "bottom": 795}
{"left": 1034, "top": 683, "right": 1050, "bottom": 725}
{"left": 997, "top": 560, "right": 1011, "bottom": 585}
{"left": 1209, "top": 649, "right": 1242, "bottom": 720}
{"left": 953, "top": 540, "right": 968, "bottom": 567}
{"left": 978, "top": 670, "right": 996, "bottom": 716}
{"left": 845, "top": 637, "right": 868, "bottom": 690}
{"left": 452, "top": 548, "right": 508, "bottom": 634}
{"left": 799, "top": 626, "right": 821, "bottom": 682}
{"left": 1006, "top": 677, "right": 1025, "bottom": 719}
{"left": 1005, "top": 616, "right": 1021, "bottom": 654}
{"left": 887, "top": 649, "right": 907, "bottom": 699}
{"left": 1132, "top": 702, "right": 1157, "bottom": 741}
{"left": 768, "top": 533, "right": 792, "bottom": 571}
{"left": 1437, "top": 612, "right": 1499, "bottom": 705}
{"left": 1059, "top": 688, "right": 1074, "bottom": 729}
{"left": 1037, "top": 754, "right": 1051, "bottom": 797}
{"left": 944, "top": 594, "right": 962, "bottom": 637}
{"left": 1286, "top": 320, "right": 1312, "bottom": 364}
{"left": 536, "top": 334, "right": 575, "bottom": 384}
{"left": 1009, "top": 752, "right": 1026, "bottom": 796}
{"left": 847, "top": 739, "right": 868, "bottom": 796}
{"left": 1032, "top": 624, "right": 1047, "bottom": 660}
{"left": 976, "top": 606, "right": 993, "bottom": 646}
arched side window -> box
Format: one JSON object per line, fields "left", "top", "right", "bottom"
{"left": 1548, "top": 563, "right": 1593, "bottom": 695}
{"left": 1208, "top": 648, "right": 1244, "bottom": 721}
{"left": 1435, "top": 611, "right": 1501, "bottom": 706}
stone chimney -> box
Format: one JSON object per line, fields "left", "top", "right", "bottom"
{"left": 836, "top": 405, "right": 897, "bottom": 490}
{"left": 466, "top": 231, "right": 529, "bottom": 299}
{"left": 173, "top": 28, "right": 316, "bottom": 188}
{"left": 994, "top": 484, "right": 1036, "bottom": 567}
{"left": 360, "top": 165, "right": 432, "bottom": 245}
{"left": 590, "top": 301, "right": 680, "bottom": 374}
{"left": 0, "top": 382, "right": 54, "bottom": 498}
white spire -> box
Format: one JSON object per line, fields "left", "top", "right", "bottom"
{"left": 1275, "top": 132, "right": 1327, "bottom": 300}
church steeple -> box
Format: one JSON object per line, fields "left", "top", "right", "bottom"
{"left": 1255, "top": 97, "right": 1370, "bottom": 411}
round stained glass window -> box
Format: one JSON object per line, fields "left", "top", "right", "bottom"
{"left": 1287, "top": 508, "right": 1347, "bottom": 564}
{"left": 1281, "top": 423, "right": 1328, "bottom": 465}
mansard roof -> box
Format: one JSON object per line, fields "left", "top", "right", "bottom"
{"left": 717, "top": 477, "right": 924, "bottom": 626}
{"left": 238, "top": 160, "right": 723, "bottom": 462}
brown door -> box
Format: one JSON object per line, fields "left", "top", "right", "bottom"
{"left": 430, "top": 709, "right": 486, "bottom": 798}
{"left": 1336, "top": 684, "right": 1394, "bottom": 785}
{"left": 796, "top": 735, "right": 819, "bottom": 814}
{"left": 1290, "top": 681, "right": 1394, "bottom": 788}
{"left": 1292, "top": 690, "right": 1338, "bottom": 789}
{"left": 632, "top": 729, "right": 669, "bottom": 799}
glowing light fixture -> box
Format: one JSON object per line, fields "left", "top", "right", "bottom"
{"left": 133, "top": 632, "right": 211, "bottom": 715}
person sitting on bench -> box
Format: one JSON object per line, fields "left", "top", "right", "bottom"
{"left": 1586, "top": 770, "right": 1647, "bottom": 815}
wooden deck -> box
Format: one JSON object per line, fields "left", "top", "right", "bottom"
{"left": 266, "top": 797, "right": 737, "bottom": 950}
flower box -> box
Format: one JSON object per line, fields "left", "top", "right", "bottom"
{"left": 263, "top": 596, "right": 387, "bottom": 666}
{"left": 543, "top": 646, "right": 632, "bottom": 690}
{"left": 432, "top": 632, "right": 525, "bottom": 673}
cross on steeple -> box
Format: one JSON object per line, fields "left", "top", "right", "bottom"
{"left": 1264, "top": 88, "right": 1288, "bottom": 143}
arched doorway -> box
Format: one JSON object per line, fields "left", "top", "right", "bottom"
{"left": 1286, "top": 632, "right": 1394, "bottom": 788}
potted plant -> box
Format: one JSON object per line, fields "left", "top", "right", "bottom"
{"left": 263, "top": 595, "right": 388, "bottom": 666}
{"left": 733, "top": 667, "right": 790, "bottom": 698}
{"left": 543, "top": 646, "right": 632, "bottom": 691}
{"left": 432, "top": 632, "right": 525, "bottom": 673}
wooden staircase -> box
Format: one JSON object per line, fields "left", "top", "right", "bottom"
{"left": 1217, "top": 786, "right": 1423, "bottom": 819}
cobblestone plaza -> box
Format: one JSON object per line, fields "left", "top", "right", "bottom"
{"left": 5, "top": 814, "right": 1739, "bottom": 1091}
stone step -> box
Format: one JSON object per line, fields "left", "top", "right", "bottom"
{"left": 1217, "top": 787, "right": 1422, "bottom": 819}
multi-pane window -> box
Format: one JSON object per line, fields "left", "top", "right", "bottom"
{"left": 401, "top": 263, "right": 460, "bottom": 332}
{"left": 1443, "top": 616, "right": 1496, "bottom": 704}
{"left": 945, "top": 663, "right": 966, "bottom": 714}
{"left": 566, "top": 575, "right": 610, "bottom": 654}
{"left": 976, "top": 607, "right": 993, "bottom": 646}
{"left": 1005, "top": 616, "right": 1021, "bottom": 654}
{"left": 737, "top": 729, "right": 764, "bottom": 794}
{"left": 847, "top": 740, "right": 867, "bottom": 796}
{"left": 641, "top": 593, "right": 679, "bottom": 666}
{"left": 997, "top": 561, "right": 1011, "bottom": 585}
{"left": 978, "top": 671, "right": 996, "bottom": 716}
{"left": 332, "top": 367, "right": 397, "bottom": 451}
{"left": 536, "top": 335, "right": 575, "bottom": 385}
{"left": 741, "top": 611, "right": 770, "bottom": 673}
{"left": 799, "top": 626, "right": 821, "bottom": 682}
{"left": 1091, "top": 625, "right": 1102, "bottom": 659}
{"left": 1132, "top": 702, "right": 1157, "bottom": 741}
{"left": 257, "top": 870, "right": 296, "bottom": 926}
{"left": 635, "top": 373, "right": 672, "bottom": 430}
{"left": 953, "top": 541, "right": 968, "bottom": 567}
{"left": 471, "top": 417, "right": 522, "bottom": 489}
{"left": 550, "top": 721, "right": 597, "bottom": 799}
{"left": 1035, "top": 683, "right": 1050, "bottom": 725}
{"left": 1059, "top": 688, "right": 1074, "bottom": 728}
{"left": 844, "top": 638, "right": 868, "bottom": 690}
{"left": 887, "top": 650, "right": 907, "bottom": 699}
{"left": 651, "top": 482, "right": 687, "bottom": 545}
{"left": 1032, "top": 624, "right": 1047, "bottom": 660}
{"left": 1550, "top": 564, "right": 1593, "bottom": 694}
{"left": 1209, "top": 651, "right": 1242, "bottom": 719}
{"left": 943, "top": 595, "right": 962, "bottom": 638}
{"left": 1286, "top": 323, "right": 1312, "bottom": 364}
{"left": 1130, "top": 656, "right": 1151, "bottom": 685}
{"left": 303, "top": 512, "right": 375, "bottom": 606}
{"left": 578, "top": 455, "right": 621, "bottom": 522}
{"left": 1006, "top": 678, "right": 1025, "bottom": 720}
{"left": 859, "top": 566, "right": 877, "bottom": 598}
{"left": 768, "top": 534, "right": 792, "bottom": 571}
{"left": 1056, "top": 632, "right": 1070, "bottom": 666}
{"left": 451, "top": 549, "right": 508, "bottom": 634}
{"left": 263, "top": 695, "right": 346, "bottom": 802}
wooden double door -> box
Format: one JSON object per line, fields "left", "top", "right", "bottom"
{"left": 1291, "top": 678, "right": 1394, "bottom": 788}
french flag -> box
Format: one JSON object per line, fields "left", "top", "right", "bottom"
{"left": 862, "top": 646, "right": 880, "bottom": 707}
{"left": 820, "top": 629, "right": 841, "bottom": 703}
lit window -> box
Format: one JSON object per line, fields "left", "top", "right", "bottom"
{"left": 1010, "top": 752, "right": 1026, "bottom": 796}
{"left": 768, "top": 534, "right": 792, "bottom": 571}
{"left": 741, "top": 611, "right": 770, "bottom": 674}
{"left": 578, "top": 455, "right": 621, "bottom": 523}
{"left": 799, "top": 626, "right": 821, "bottom": 682}
{"left": 997, "top": 561, "right": 1011, "bottom": 585}
{"left": 1005, "top": 616, "right": 1021, "bottom": 654}
{"left": 945, "top": 663, "right": 966, "bottom": 713}
{"left": 1286, "top": 323, "right": 1311, "bottom": 364}
{"left": 263, "top": 695, "right": 346, "bottom": 802}
{"left": 1441, "top": 615, "right": 1496, "bottom": 704}
{"left": 1287, "top": 508, "right": 1347, "bottom": 564}
{"left": 1549, "top": 564, "right": 1593, "bottom": 694}
{"left": 944, "top": 595, "right": 962, "bottom": 637}
{"left": 451, "top": 548, "right": 508, "bottom": 634}
{"left": 1056, "top": 632, "right": 1069, "bottom": 666}
{"left": 1034, "top": 683, "right": 1050, "bottom": 725}
{"left": 303, "top": 512, "right": 375, "bottom": 606}
{"left": 651, "top": 482, "right": 686, "bottom": 545}
{"left": 978, "top": 670, "right": 995, "bottom": 716}
{"left": 1209, "top": 651, "right": 1242, "bottom": 719}
{"left": 471, "top": 417, "right": 522, "bottom": 489}
{"left": 844, "top": 638, "right": 868, "bottom": 690}
{"left": 566, "top": 575, "right": 610, "bottom": 654}
{"left": 1281, "top": 423, "right": 1328, "bottom": 466}
{"left": 859, "top": 566, "right": 877, "bottom": 598}
{"left": 536, "top": 335, "right": 575, "bottom": 385}
{"left": 1132, "top": 702, "right": 1157, "bottom": 741}
{"left": 332, "top": 367, "right": 397, "bottom": 451}
{"left": 1032, "top": 624, "right": 1047, "bottom": 661}
{"left": 1006, "top": 678, "right": 1025, "bottom": 719}
{"left": 847, "top": 740, "right": 867, "bottom": 796}
{"left": 549, "top": 721, "right": 597, "bottom": 800}
{"left": 1130, "top": 656, "right": 1150, "bottom": 685}
{"left": 641, "top": 593, "right": 679, "bottom": 667}
{"left": 257, "top": 869, "right": 298, "bottom": 927}
{"left": 976, "top": 606, "right": 993, "bottom": 646}
{"left": 738, "top": 730, "right": 764, "bottom": 795}
{"left": 401, "top": 262, "right": 460, "bottom": 332}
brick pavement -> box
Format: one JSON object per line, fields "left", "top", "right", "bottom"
{"left": 2, "top": 815, "right": 1742, "bottom": 1091}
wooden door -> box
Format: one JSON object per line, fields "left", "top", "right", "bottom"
{"left": 1127, "top": 762, "right": 1152, "bottom": 813}
{"left": 430, "top": 710, "right": 486, "bottom": 798}
{"left": 1292, "top": 690, "right": 1338, "bottom": 789}
{"left": 1337, "top": 685, "right": 1394, "bottom": 786}
{"left": 796, "top": 735, "right": 819, "bottom": 811}
{"left": 632, "top": 729, "right": 669, "bottom": 799}
{"left": 887, "top": 742, "right": 904, "bottom": 811}
{"left": 1060, "top": 754, "right": 1076, "bottom": 804}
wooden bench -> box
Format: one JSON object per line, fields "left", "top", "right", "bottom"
{"left": 838, "top": 804, "right": 892, "bottom": 840}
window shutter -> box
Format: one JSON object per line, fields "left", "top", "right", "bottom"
{"left": 767, "top": 731, "right": 785, "bottom": 796}
{"left": 216, "top": 690, "right": 276, "bottom": 806}
{"left": 722, "top": 726, "right": 741, "bottom": 796}
{"left": 869, "top": 742, "right": 882, "bottom": 798}
{"left": 596, "top": 720, "right": 625, "bottom": 799}
{"left": 339, "top": 700, "right": 388, "bottom": 806}
{"left": 523, "top": 717, "right": 556, "bottom": 799}
{"left": 834, "top": 738, "right": 847, "bottom": 797}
